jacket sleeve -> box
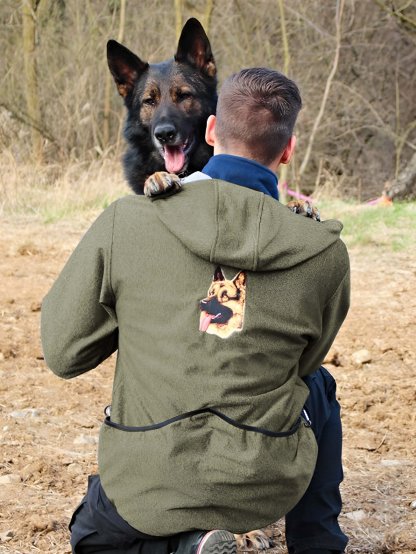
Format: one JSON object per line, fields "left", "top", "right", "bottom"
{"left": 41, "top": 203, "right": 118, "bottom": 379}
{"left": 298, "top": 250, "right": 350, "bottom": 378}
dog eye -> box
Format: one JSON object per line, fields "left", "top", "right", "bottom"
{"left": 143, "top": 97, "right": 156, "bottom": 106}
{"left": 178, "top": 91, "right": 192, "bottom": 101}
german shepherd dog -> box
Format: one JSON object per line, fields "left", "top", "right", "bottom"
{"left": 107, "top": 18, "right": 217, "bottom": 194}
{"left": 199, "top": 267, "right": 247, "bottom": 339}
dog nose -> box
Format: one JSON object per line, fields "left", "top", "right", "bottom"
{"left": 154, "top": 124, "right": 177, "bottom": 144}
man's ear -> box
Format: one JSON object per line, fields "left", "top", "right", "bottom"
{"left": 205, "top": 115, "right": 217, "bottom": 147}
{"left": 280, "top": 135, "right": 297, "bottom": 165}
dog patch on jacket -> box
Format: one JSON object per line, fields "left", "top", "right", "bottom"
{"left": 199, "top": 266, "right": 247, "bottom": 339}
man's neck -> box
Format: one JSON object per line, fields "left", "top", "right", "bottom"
{"left": 202, "top": 154, "right": 279, "bottom": 200}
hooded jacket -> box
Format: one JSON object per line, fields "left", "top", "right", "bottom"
{"left": 41, "top": 178, "right": 350, "bottom": 536}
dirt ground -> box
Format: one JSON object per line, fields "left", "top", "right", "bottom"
{"left": 0, "top": 215, "right": 415, "bottom": 554}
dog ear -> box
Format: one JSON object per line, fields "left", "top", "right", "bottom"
{"left": 107, "top": 40, "right": 149, "bottom": 98}
{"left": 175, "top": 18, "right": 216, "bottom": 78}
{"left": 213, "top": 266, "right": 225, "bottom": 282}
{"left": 233, "top": 271, "right": 246, "bottom": 288}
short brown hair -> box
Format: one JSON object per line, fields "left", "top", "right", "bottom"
{"left": 215, "top": 68, "right": 302, "bottom": 166}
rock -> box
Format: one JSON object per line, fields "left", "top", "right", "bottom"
{"left": 30, "top": 301, "right": 42, "bottom": 312}
{"left": 351, "top": 349, "right": 372, "bottom": 365}
{"left": 410, "top": 500, "right": 416, "bottom": 509}
{"left": 0, "top": 474, "right": 22, "bottom": 484}
{"left": 0, "top": 530, "right": 14, "bottom": 542}
{"left": 66, "top": 462, "right": 83, "bottom": 476}
{"left": 380, "top": 459, "right": 412, "bottom": 467}
{"left": 10, "top": 408, "right": 42, "bottom": 418}
{"left": 345, "top": 509, "right": 366, "bottom": 521}
{"left": 73, "top": 434, "right": 98, "bottom": 445}
{"left": 381, "top": 459, "right": 401, "bottom": 467}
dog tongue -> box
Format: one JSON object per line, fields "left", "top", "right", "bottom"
{"left": 199, "top": 313, "right": 213, "bottom": 332}
{"left": 164, "top": 145, "right": 185, "bottom": 173}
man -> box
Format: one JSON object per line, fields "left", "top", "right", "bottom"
{"left": 42, "top": 68, "right": 350, "bottom": 554}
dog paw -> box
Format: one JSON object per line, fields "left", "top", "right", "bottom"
{"left": 287, "top": 199, "right": 321, "bottom": 221}
{"left": 234, "top": 529, "right": 274, "bottom": 551}
{"left": 143, "top": 171, "right": 182, "bottom": 197}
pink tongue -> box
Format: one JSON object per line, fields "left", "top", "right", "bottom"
{"left": 199, "top": 313, "right": 213, "bottom": 332}
{"left": 164, "top": 146, "right": 185, "bottom": 173}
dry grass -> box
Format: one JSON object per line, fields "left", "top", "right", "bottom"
{"left": 0, "top": 151, "right": 129, "bottom": 223}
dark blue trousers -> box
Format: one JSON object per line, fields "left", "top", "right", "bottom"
{"left": 285, "top": 367, "right": 348, "bottom": 553}
{"left": 70, "top": 367, "right": 348, "bottom": 553}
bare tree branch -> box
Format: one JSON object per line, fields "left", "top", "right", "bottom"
{"left": 373, "top": 0, "right": 416, "bottom": 29}
{"left": 103, "top": 0, "right": 126, "bottom": 148}
{"left": 284, "top": 4, "right": 333, "bottom": 39}
{"left": 299, "top": 0, "right": 345, "bottom": 177}
{"left": 175, "top": 0, "right": 183, "bottom": 42}
{"left": 277, "top": 0, "right": 290, "bottom": 197}
{"left": 22, "top": 0, "right": 43, "bottom": 162}
{"left": 0, "top": 102, "right": 58, "bottom": 145}
{"left": 277, "top": 0, "right": 290, "bottom": 75}
{"left": 202, "top": 0, "right": 214, "bottom": 32}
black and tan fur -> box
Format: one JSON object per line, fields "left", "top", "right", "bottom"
{"left": 107, "top": 18, "right": 217, "bottom": 194}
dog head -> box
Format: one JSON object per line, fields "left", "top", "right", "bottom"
{"left": 107, "top": 18, "right": 217, "bottom": 178}
{"left": 199, "top": 266, "right": 247, "bottom": 339}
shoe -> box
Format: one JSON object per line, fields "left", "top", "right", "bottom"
{"left": 193, "top": 530, "right": 237, "bottom": 554}
{"left": 173, "top": 529, "right": 237, "bottom": 554}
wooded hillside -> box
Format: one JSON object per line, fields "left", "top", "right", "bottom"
{"left": 1, "top": 0, "right": 415, "bottom": 199}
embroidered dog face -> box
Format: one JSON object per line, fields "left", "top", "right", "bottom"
{"left": 199, "top": 266, "right": 247, "bottom": 339}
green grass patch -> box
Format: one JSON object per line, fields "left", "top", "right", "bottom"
{"left": 319, "top": 199, "right": 416, "bottom": 251}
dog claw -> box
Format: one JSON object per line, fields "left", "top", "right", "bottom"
{"left": 144, "top": 171, "right": 182, "bottom": 197}
{"left": 286, "top": 200, "right": 321, "bottom": 222}
{"left": 234, "top": 529, "right": 274, "bottom": 551}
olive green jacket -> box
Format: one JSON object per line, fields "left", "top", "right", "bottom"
{"left": 41, "top": 180, "right": 350, "bottom": 536}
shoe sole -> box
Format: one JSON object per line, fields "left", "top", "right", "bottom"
{"left": 196, "top": 530, "right": 237, "bottom": 554}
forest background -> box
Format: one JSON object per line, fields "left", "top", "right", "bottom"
{"left": 1, "top": 3, "right": 416, "bottom": 553}
{"left": 1, "top": 0, "right": 416, "bottom": 210}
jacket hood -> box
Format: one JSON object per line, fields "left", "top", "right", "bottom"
{"left": 152, "top": 180, "right": 343, "bottom": 271}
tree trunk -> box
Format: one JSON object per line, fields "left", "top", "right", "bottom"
{"left": 22, "top": 0, "right": 43, "bottom": 163}
{"left": 277, "top": 0, "right": 290, "bottom": 201}
{"left": 299, "top": 0, "right": 344, "bottom": 178}
{"left": 384, "top": 151, "right": 416, "bottom": 200}
{"left": 175, "top": 0, "right": 183, "bottom": 42}
{"left": 103, "top": 0, "right": 126, "bottom": 149}
{"left": 202, "top": 0, "right": 214, "bottom": 32}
